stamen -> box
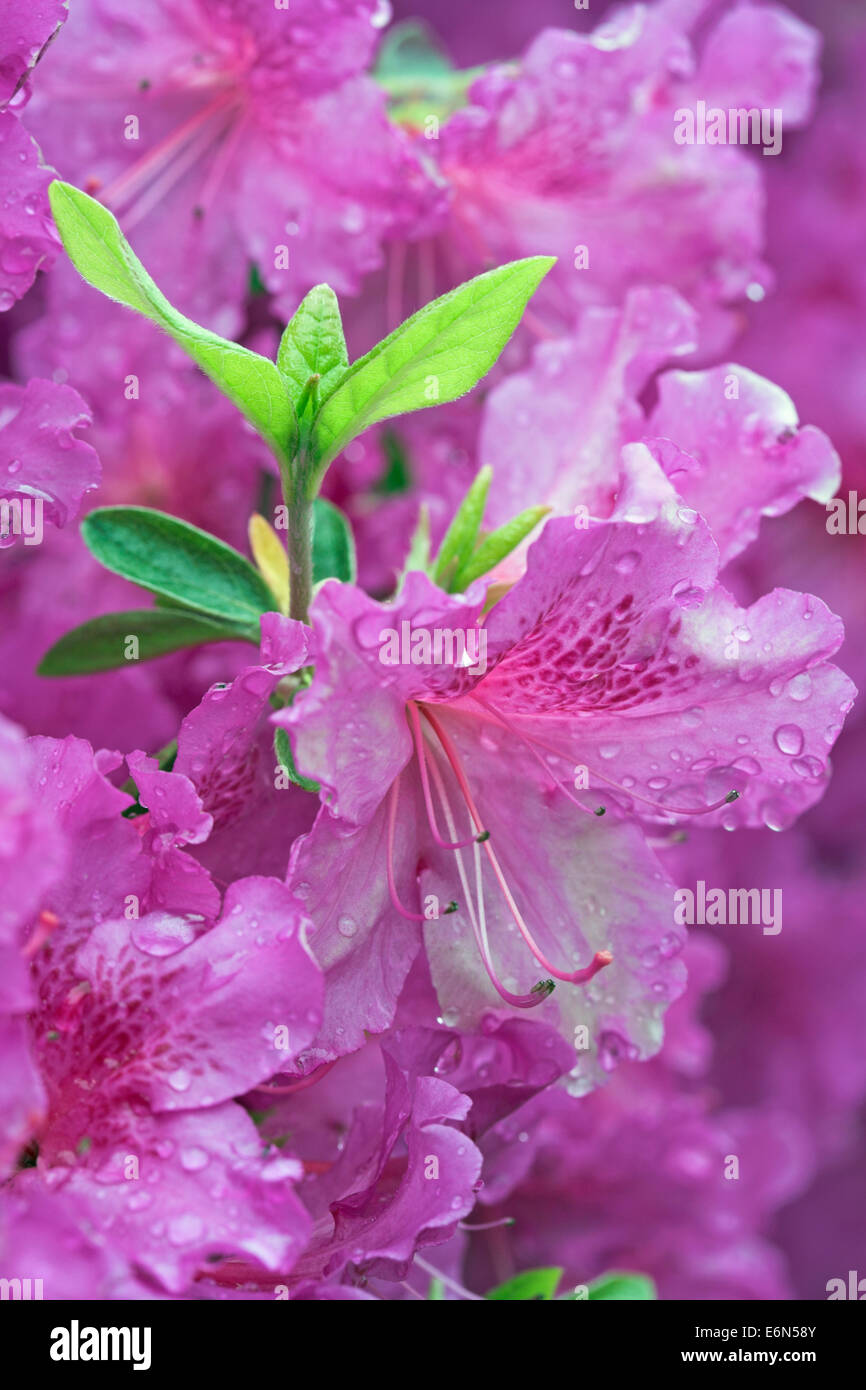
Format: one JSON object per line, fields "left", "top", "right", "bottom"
{"left": 408, "top": 701, "right": 482, "bottom": 849}
{"left": 422, "top": 707, "right": 613, "bottom": 986}
{"left": 423, "top": 743, "right": 553, "bottom": 1009}
{"left": 121, "top": 107, "right": 239, "bottom": 231}
{"left": 386, "top": 773, "right": 427, "bottom": 923}
{"left": 459, "top": 1216, "right": 516, "bottom": 1231}
{"left": 21, "top": 909, "right": 60, "bottom": 959}
{"left": 473, "top": 695, "right": 601, "bottom": 817}
{"left": 477, "top": 701, "right": 740, "bottom": 819}
{"left": 101, "top": 91, "right": 237, "bottom": 212}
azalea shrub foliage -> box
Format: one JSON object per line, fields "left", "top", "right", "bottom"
{"left": 0, "top": 0, "right": 864, "bottom": 1304}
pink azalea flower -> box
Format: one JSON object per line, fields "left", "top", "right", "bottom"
{"left": 203, "top": 1036, "right": 483, "bottom": 1297}
{"left": 26, "top": 0, "right": 443, "bottom": 327}
{"left": 478, "top": 287, "right": 841, "bottom": 569}
{"left": 3, "top": 731, "right": 325, "bottom": 1292}
{"left": 277, "top": 480, "right": 851, "bottom": 1083}
{"left": 430, "top": 3, "right": 819, "bottom": 334}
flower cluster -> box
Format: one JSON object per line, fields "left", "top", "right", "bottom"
{"left": 0, "top": 0, "right": 863, "bottom": 1303}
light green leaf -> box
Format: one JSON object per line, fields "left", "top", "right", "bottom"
{"left": 38, "top": 609, "right": 250, "bottom": 676}
{"left": 586, "top": 1272, "right": 656, "bottom": 1301}
{"left": 485, "top": 1267, "right": 563, "bottom": 1301}
{"left": 312, "top": 497, "right": 356, "bottom": 584}
{"left": 274, "top": 727, "right": 320, "bottom": 795}
{"left": 277, "top": 284, "right": 349, "bottom": 407}
{"left": 48, "top": 181, "right": 296, "bottom": 464}
{"left": 432, "top": 465, "right": 492, "bottom": 588}
{"left": 81, "top": 507, "right": 275, "bottom": 630}
{"left": 452, "top": 505, "right": 549, "bottom": 590}
{"left": 312, "top": 256, "right": 555, "bottom": 470}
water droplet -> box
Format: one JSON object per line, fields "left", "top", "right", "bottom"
{"left": 369, "top": 0, "right": 392, "bottom": 30}
{"left": 614, "top": 550, "right": 640, "bottom": 574}
{"left": 671, "top": 580, "right": 705, "bottom": 609}
{"left": 773, "top": 723, "right": 804, "bottom": 757}
{"left": 337, "top": 914, "right": 358, "bottom": 938}
{"left": 168, "top": 1213, "right": 203, "bottom": 1246}
{"left": 180, "top": 1147, "right": 209, "bottom": 1172}
{"left": 167, "top": 1068, "right": 191, "bottom": 1093}
{"left": 787, "top": 672, "right": 811, "bottom": 702}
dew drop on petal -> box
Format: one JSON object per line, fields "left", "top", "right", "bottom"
{"left": 773, "top": 724, "right": 804, "bottom": 757}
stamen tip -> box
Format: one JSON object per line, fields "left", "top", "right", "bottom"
{"left": 475, "top": 829, "right": 491, "bottom": 842}
{"left": 443, "top": 900, "right": 459, "bottom": 915}
{"left": 724, "top": 789, "right": 740, "bottom": 803}
{"left": 531, "top": 978, "right": 555, "bottom": 998}
{"left": 594, "top": 804, "right": 606, "bottom": 817}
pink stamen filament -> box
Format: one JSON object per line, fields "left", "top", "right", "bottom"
{"left": 100, "top": 90, "right": 239, "bottom": 216}
{"left": 408, "top": 701, "right": 481, "bottom": 849}
{"left": 476, "top": 698, "right": 739, "bottom": 819}
{"left": 21, "top": 909, "right": 60, "bottom": 959}
{"left": 421, "top": 706, "right": 612, "bottom": 986}
{"left": 386, "top": 773, "right": 428, "bottom": 923}
{"left": 101, "top": 90, "right": 235, "bottom": 203}
{"left": 473, "top": 694, "right": 600, "bottom": 817}
{"left": 422, "top": 743, "right": 552, "bottom": 1009}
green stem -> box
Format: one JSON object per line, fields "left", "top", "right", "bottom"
{"left": 286, "top": 481, "right": 313, "bottom": 625}
{"left": 279, "top": 376, "right": 322, "bottom": 625}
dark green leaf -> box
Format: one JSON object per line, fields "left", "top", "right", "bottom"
{"left": 81, "top": 507, "right": 275, "bottom": 629}
{"left": 312, "top": 498, "right": 356, "bottom": 584}
{"left": 38, "top": 609, "right": 250, "bottom": 676}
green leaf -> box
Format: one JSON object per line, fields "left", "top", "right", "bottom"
{"left": 312, "top": 256, "right": 555, "bottom": 470}
{"left": 312, "top": 497, "right": 356, "bottom": 584}
{"left": 81, "top": 507, "right": 274, "bottom": 631}
{"left": 48, "top": 181, "right": 296, "bottom": 465}
{"left": 432, "top": 465, "right": 492, "bottom": 588}
{"left": 275, "top": 727, "right": 320, "bottom": 795}
{"left": 452, "top": 505, "right": 549, "bottom": 590}
{"left": 485, "top": 1268, "right": 563, "bottom": 1301}
{"left": 586, "top": 1272, "right": 657, "bottom": 1301}
{"left": 38, "top": 609, "right": 249, "bottom": 676}
{"left": 277, "top": 284, "right": 349, "bottom": 408}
